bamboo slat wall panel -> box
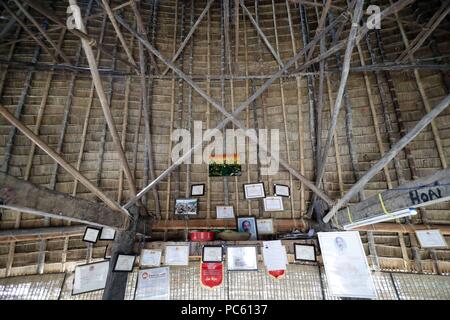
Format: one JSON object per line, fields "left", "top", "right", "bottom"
{"left": 0, "top": 273, "right": 64, "bottom": 300}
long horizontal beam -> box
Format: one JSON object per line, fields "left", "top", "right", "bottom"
{"left": 0, "top": 105, "right": 126, "bottom": 215}
{"left": 335, "top": 167, "right": 450, "bottom": 227}
{"left": 324, "top": 93, "right": 450, "bottom": 222}
{"left": 0, "top": 226, "right": 85, "bottom": 242}
{"left": 0, "top": 172, "right": 128, "bottom": 229}
{"left": 116, "top": 11, "right": 348, "bottom": 209}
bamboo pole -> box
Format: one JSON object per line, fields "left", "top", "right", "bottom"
{"left": 243, "top": 9, "right": 252, "bottom": 216}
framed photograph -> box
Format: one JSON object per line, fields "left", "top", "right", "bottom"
{"left": 243, "top": 182, "right": 266, "bottom": 200}
{"left": 82, "top": 227, "right": 101, "bottom": 243}
{"left": 190, "top": 184, "right": 205, "bottom": 196}
{"left": 257, "top": 219, "right": 274, "bottom": 235}
{"left": 227, "top": 246, "right": 258, "bottom": 271}
{"left": 202, "top": 245, "right": 224, "bottom": 263}
{"left": 164, "top": 245, "right": 190, "bottom": 266}
{"left": 416, "top": 230, "right": 448, "bottom": 248}
{"left": 236, "top": 216, "right": 258, "bottom": 240}
{"left": 113, "top": 254, "right": 136, "bottom": 272}
{"left": 139, "top": 249, "right": 162, "bottom": 267}
{"left": 208, "top": 154, "right": 242, "bottom": 177}
{"left": 99, "top": 227, "right": 116, "bottom": 241}
{"left": 294, "top": 243, "right": 316, "bottom": 262}
{"left": 274, "top": 184, "right": 290, "bottom": 197}
{"left": 216, "top": 205, "right": 234, "bottom": 219}
{"left": 318, "top": 231, "right": 377, "bottom": 299}
{"left": 263, "top": 196, "right": 284, "bottom": 212}
{"left": 72, "top": 261, "right": 109, "bottom": 295}
{"left": 174, "top": 198, "right": 198, "bottom": 215}
{"left": 134, "top": 267, "right": 170, "bottom": 300}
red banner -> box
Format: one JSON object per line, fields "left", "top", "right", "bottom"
{"left": 200, "top": 262, "right": 223, "bottom": 289}
{"left": 268, "top": 270, "right": 286, "bottom": 279}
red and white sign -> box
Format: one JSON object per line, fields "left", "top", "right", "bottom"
{"left": 200, "top": 262, "right": 223, "bottom": 288}
{"left": 268, "top": 270, "right": 286, "bottom": 279}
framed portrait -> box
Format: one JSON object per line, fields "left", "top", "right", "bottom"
{"left": 227, "top": 246, "right": 258, "bottom": 271}
{"left": 236, "top": 216, "right": 258, "bottom": 240}
{"left": 416, "top": 230, "right": 447, "bottom": 248}
{"left": 294, "top": 243, "right": 316, "bottom": 262}
{"left": 274, "top": 184, "right": 290, "bottom": 198}
{"left": 139, "top": 249, "right": 162, "bottom": 267}
{"left": 99, "top": 227, "right": 116, "bottom": 241}
{"left": 164, "top": 245, "right": 190, "bottom": 266}
{"left": 202, "top": 245, "right": 224, "bottom": 263}
{"left": 216, "top": 205, "right": 235, "bottom": 219}
{"left": 174, "top": 198, "right": 198, "bottom": 215}
{"left": 318, "top": 231, "right": 377, "bottom": 299}
{"left": 190, "top": 184, "right": 205, "bottom": 196}
{"left": 72, "top": 261, "right": 109, "bottom": 295}
{"left": 82, "top": 227, "right": 101, "bottom": 244}
{"left": 113, "top": 254, "right": 136, "bottom": 272}
{"left": 243, "top": 182, "right": 266, "bottom": 199}
{"left": 257, "top": 219, "right": 274, "bottom": 235}
{"left": 263, "top": 196, "right": 284, "bottom": 212}
{"left": 134, "top": 267, "right": 170, "bottom": 300}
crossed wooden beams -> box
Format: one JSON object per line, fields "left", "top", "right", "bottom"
{"left": 0, "top": 0, "right": 447, "bottom": 230}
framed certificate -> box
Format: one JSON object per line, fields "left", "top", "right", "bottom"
{"left": 227, "top": 246, "right": 258, "bottom": 271}
{"left": 113, "top": 254, "right": 136, "bottom": 272}
{"left": 416, "top": 230, "right": 448, "bottom": 248}
{"left": 72, "top": 261, "right": 109, "bottom": 295}
{"left": 164, "top": 245, "right": 190, "bottom": 266}
{"left": 99, "top": 227, "right": 116, "bottom": 241}
{"left": 263, "top": 196, "right": 284, "bottom": 212}
{"left": 216, "top": 205, "right": 235, "bottom": 219}
{"left": 257, "top": 219, "right": 274, "bottom": 235}
{"left": 243, "top": 182, "right": 266, "bottom": 199}
{"left": 294, "top": 243, "right": 316, "bottom": 262}
{"left": 134, "top": 267, "right": 170, "bottom": 300}
{"left": 202, "top": 245, "right": 224, "bottom": 263}
{"left": 236, "top": 216, "right": 258, "bottom": 240}
{"left": 140, "top": 249, "right": 162, "bottom": 267}
{"left": 82, "top": 227, "right": 101, "bottom": 243}
{"left": 190, "top": 184, "right": 205, "bottom": 196}
{"left": 274, "top": 184, "right": 290, "bottom": 197}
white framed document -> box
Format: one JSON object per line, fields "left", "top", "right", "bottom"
{"left": 134, "top": 267, "right": 170, "bottom": 300}
{"left": 113, "top": 254, "right": 136, "bottom": 272}
{"left": 99, "top": 227, "right": 116, "bottom": 241}
{"left": 243, "top": 182, "right": 266, "bottom": 199}
{"left": 72, "top": 261, "right": 109, "bottom": 295}
{"left": 294, "top": 243, "right": 316, "bottom": 262}
{"left": 227, "top": 246, "right": 258, "bottom": 271}
{"left": 202, "top": 245, "right": 223, "bottom": 263}
{"left": 263, "top": 196, "right": 284, "bottom": 212}
{"left": 257, "top": 219, "right": 274, "bottom": 235}
{"left": 262, "top": 240, "right": 287, "bottom": 271}
{"left": 216, "top": 205, "right": 235, "bottom": 219}
{"left": 164, "top": 245, "right": 190, "bottom": 266}
{"left": 318, "top": 231, "right": 377, "bottom": 299}
{"left": 190, "top": 184, "right": 205, "bottom": 196}
{"left": 416, "top": 229, "right": 448, "bottom": 248}
{"left": 274, "top": 184, "right": 290, "bottom": 197}
{"left": 82, "top": 227, "right": 101, "bottom": 243}
{"left": 140, "top": 249, "right": 162, "bottom": 267}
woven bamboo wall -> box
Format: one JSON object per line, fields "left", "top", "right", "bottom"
{"left": 0, "top": 0, "right": 449, "bottom": 275}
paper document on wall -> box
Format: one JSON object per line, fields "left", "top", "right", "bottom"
{"left": 262, "top": 240, "right": 287, "bottom": 271}
{"left": 134, "top": 267, "right": 170, "bottom": 300}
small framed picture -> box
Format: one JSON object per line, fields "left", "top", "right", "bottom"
{"left": 113, "top": 254, "right": 136, "bottom": 272}
{"left": 257, "top": 219, "right": 274, "bottom": 235}
{"left": 174, "top": 199, "right": 198, "bottom": 215}
{"left": 243, "top": 182, "right": 266, "bottom": 200}
{"left": 216, "top": 206, "right": 235, "bottom": 219}
{"left": 227, "top": 246, "right": 258, "bottom": 271}
{"left": 416, "top": 230, "right": 448, "bottom": 248}
{"left": 202, "top": 245, "right": 224, "bottom": 263}
{"left": 236, "top": 216, "right": 258, "bottom": 240}
{"left": 263, "top": 196, "right": 284, "bottom": 212}
{"left": 99, "top": 227, "right": 116, "bottom": 241}
{"left": 190, "top": 184, "right": 205, "bottom": 196}
{"left": 139, "top": 249, "right": 162, "bottom": 267}
{"left": 83, "top": 227, "right": 101, "bottom": 243}
{"left": 294, "top": 243, "right": 316, "bottom": 262}
{"left": 274, "top": 184, "right": 290, "bottom": 197}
